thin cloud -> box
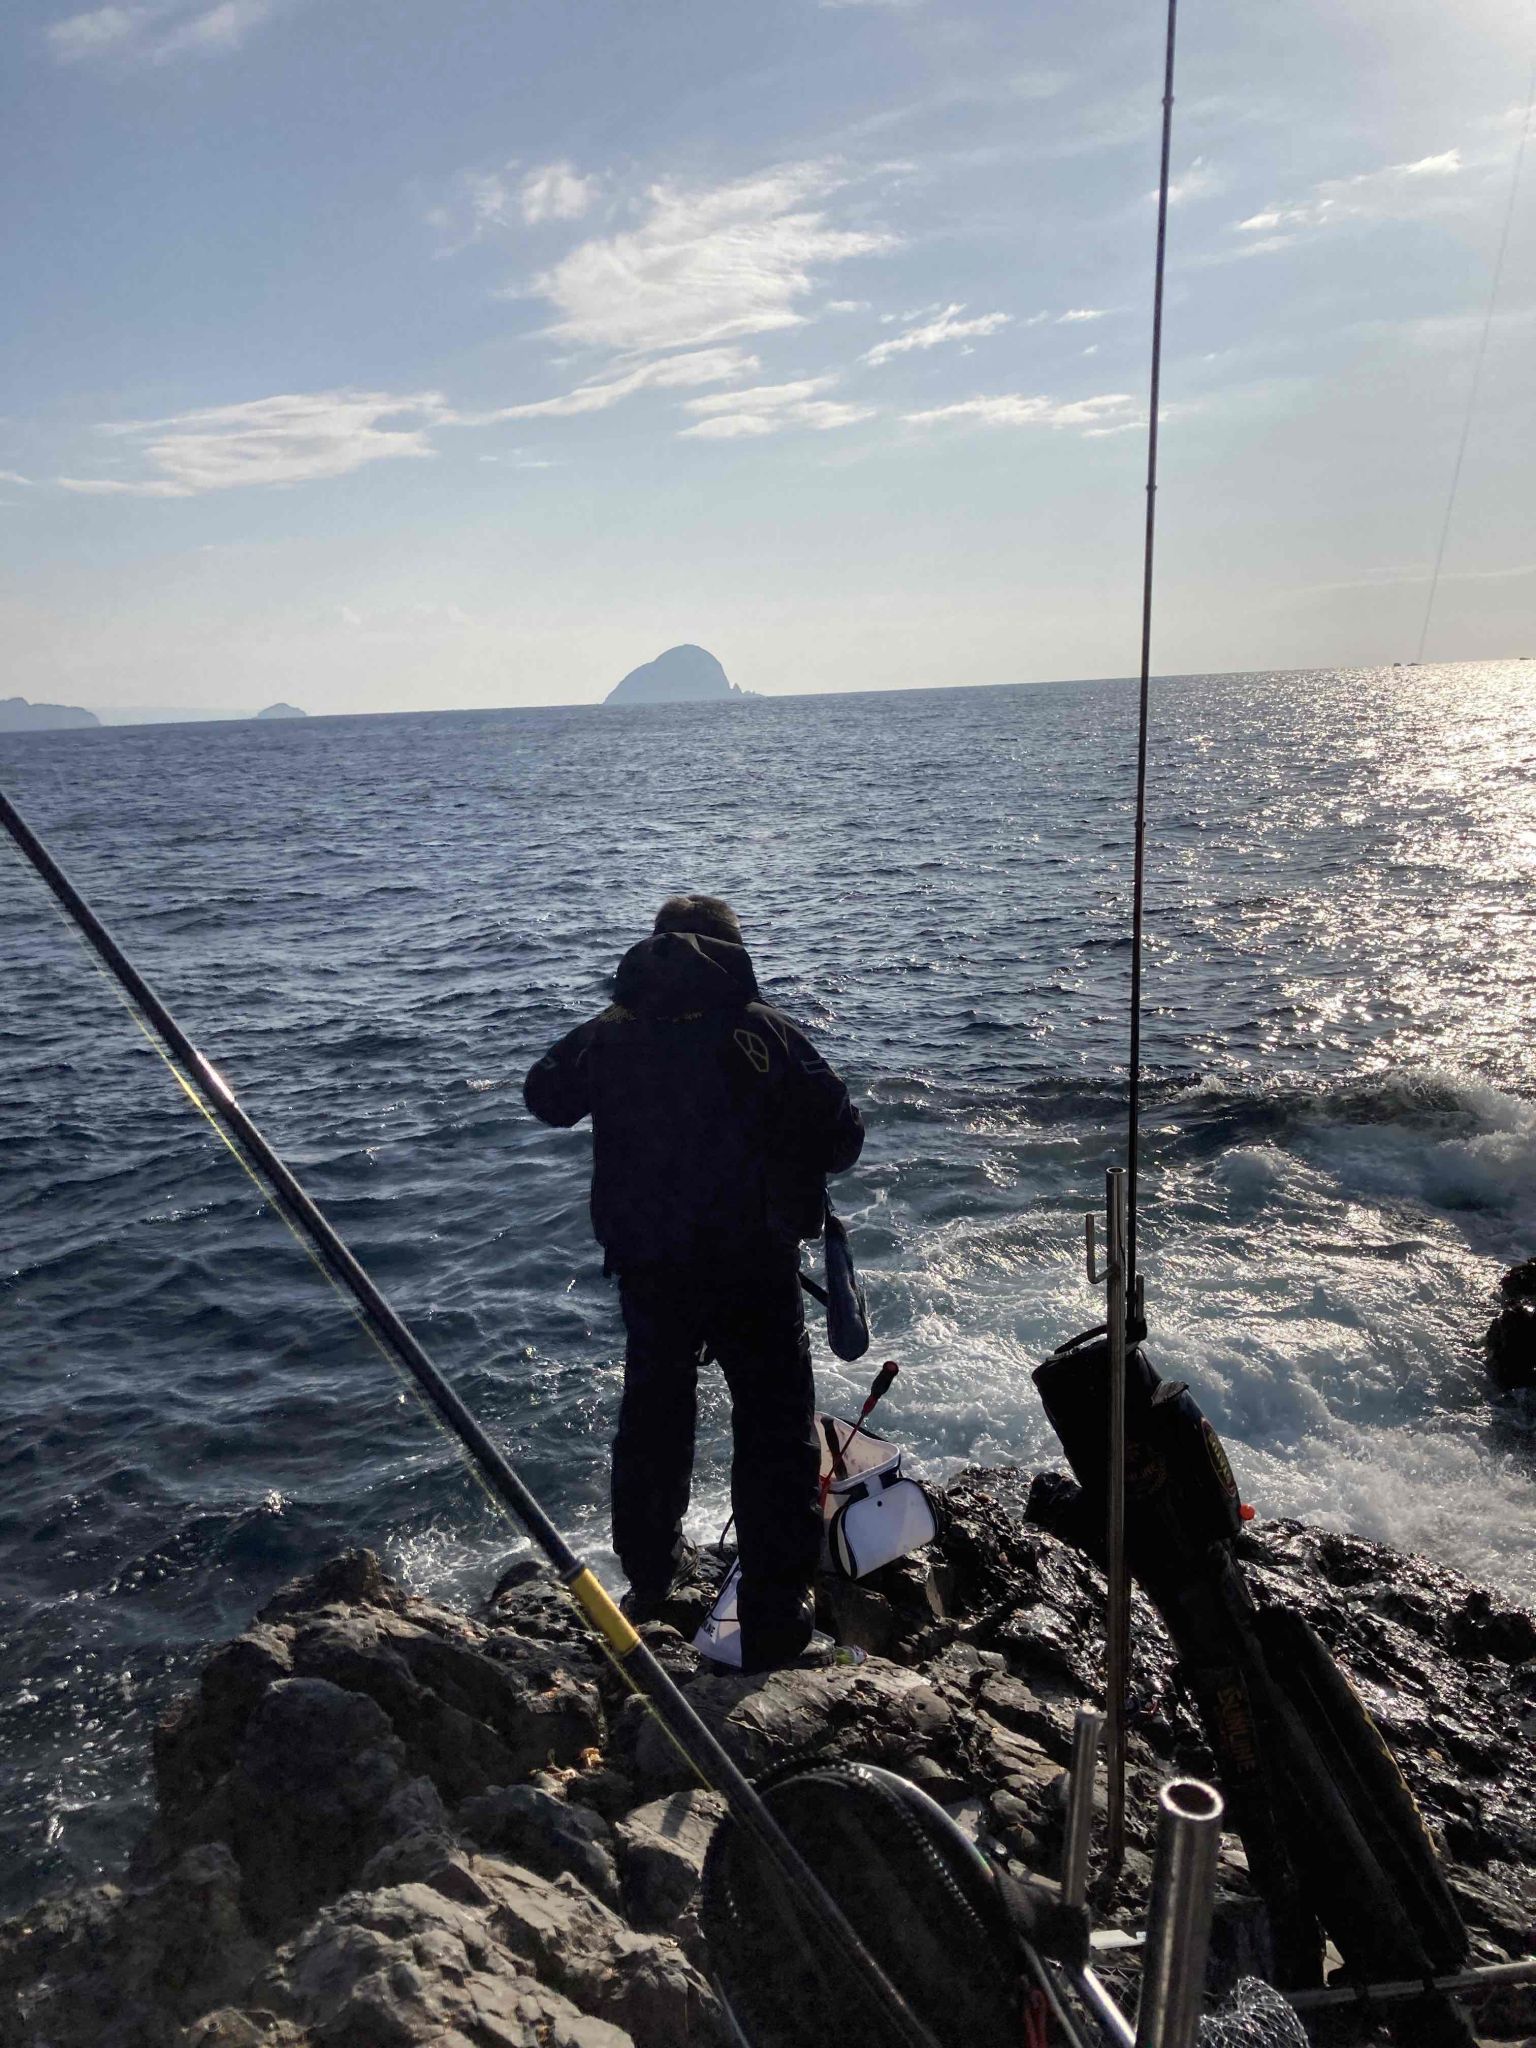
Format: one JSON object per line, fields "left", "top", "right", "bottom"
{"left": 46, "top": 5, "right": 138, "bottom": 58}
{"left": 0, "top": 469, "right": 33, "bottom": 486}
{"left": 58, "top": 476, "right": 195, "bottom": 498}
{"left": 904, "top": 391, "right": 1140, "bottom": 434}
{"left": 52, "top": 359, "right": 738, "bottom": 497}
{"left": 429, "top": 158, "right": 601, "bottom": 252}
{"left": 862, "top": 303, "right": 1010, "bottom": 367}
{"left": 1164, "top": 156, "right": 1224, "bottom": 205}
{"left": 519, "top": 162, "right": 601, "bottom": 226}
{"left": 156, "top": 0, "right": 272, "bottom": 56}
{"left": 1297, "top": 561, "right": 1536, "bottom": 597}
{"left": 1057, "top": 308, "right": 1107, "bottom": 324}
{"left": 679, "top": 377, "right": 875, "bottom": 440}
{"left": 524, "top": 161, "right": 896, "bottom": 355}
{"left": 60, "top": 391, "right": 452, "bottom": 497}
{"left": 484, "top": 347, "right": 758, "bottom": 420}
{"left": 1237, "top": 149, "right": 1466, "bottom": 236}
{"left": 47, "top": 0, "right": 278, "bottom": 62}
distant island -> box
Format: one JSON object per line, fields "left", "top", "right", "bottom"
{"left": 0, "top": 696, "right": 101, "bottom": 732}
{"left": 604, "top": 645, "right": 749, "bottom": 706}
{"left": 255, "top": 702, "right": 307, "bottom": 720}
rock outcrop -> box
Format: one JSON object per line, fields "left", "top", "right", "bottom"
{"left": 2, "top": 1481, "right": 1533, "bottom": 2046}
{"left": 1487, "top": 1260, "right": 1536, "bottom": 1391}
{"left": 604, "top": 646, "right": 742, "bottom": 706}
{"left": 0, "top": 696, "right": 100, "bottom": 731}
{"left": 253, "top": 703, "right": 306, "bottom": 720}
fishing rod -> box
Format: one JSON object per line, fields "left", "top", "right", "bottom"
{"left": 1100, "top": 0, "right": 1179, "bottom": 1898}
{"left": 0, "top": 785, "right": 945, "bottom": 2048}
{"left": 1416, "top": 63, "right": 1535, "bottom": 665}
{"left": 1126, "top": 0, "right": 1178, "bottom": 1301}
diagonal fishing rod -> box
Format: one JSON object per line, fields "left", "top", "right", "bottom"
{"left": 0, "top": 785, "right": 945, "bottom": 2048}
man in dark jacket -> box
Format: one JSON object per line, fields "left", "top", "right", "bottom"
{"left": 524, "top": 893, "right": 864, "bottom": 1669}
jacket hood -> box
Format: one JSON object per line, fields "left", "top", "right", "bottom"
{"left": 614, "top": 931, "right": 760, "bottom": 1016}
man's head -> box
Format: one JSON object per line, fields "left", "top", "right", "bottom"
{"left": 653, "top": 894, "right": 743, "bottom": 946}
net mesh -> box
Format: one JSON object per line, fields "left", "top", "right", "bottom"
{"left": 1199, "top": 1977, "right": 1310, "bottom": 2048}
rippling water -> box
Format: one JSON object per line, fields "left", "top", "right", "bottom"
{"left": 3, "top": 661, "right": 1534, "bottom": 1910}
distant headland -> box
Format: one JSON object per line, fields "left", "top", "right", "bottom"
{"left": 255, "top": 702, "right": 307, "bottom": 720}
{"left": 604, "top": 645, "right": 750, "bottom": 706}
{"left": 0, "top": 696, "right": 101, "bottom": 732}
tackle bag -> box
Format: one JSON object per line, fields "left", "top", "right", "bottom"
{"left": 701, "top": 1757, "right": 1085, "bottom": 2048}
{"left": 1033, "top": 1326, "right": 1470, "bottom": 2034}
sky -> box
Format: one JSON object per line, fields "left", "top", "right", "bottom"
{"left": 4, "top": 0, "right": 1533, "bottom": 717}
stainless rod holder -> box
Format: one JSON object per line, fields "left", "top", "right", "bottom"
{"left": 1079, "top": 1967, "right": 1138, "bottom": 2048}
{"left": 1135, "top": 1777, "right": 1224, "bottom": 2048}
{"left": 1061, "top": 1706, "right": 1105, "bottom": 1911}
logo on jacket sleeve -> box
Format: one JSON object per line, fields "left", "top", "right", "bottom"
{"left": 734, "top": 1028, "right": 772, "bottom": 1074}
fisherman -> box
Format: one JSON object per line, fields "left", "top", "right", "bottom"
{"left": 524, "top": 894, "right": 864, "bottom": 1670}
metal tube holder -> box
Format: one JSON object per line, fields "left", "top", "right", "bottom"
{"left": 1134, "top": 1777, "right": 1224, "bottom": 2048}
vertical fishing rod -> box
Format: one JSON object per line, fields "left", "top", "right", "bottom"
{"left": 1415, "top": 63, "right": 1535, "bottom": 665}
{"left": 1126, "top": 0, "right": 1178, "bottom": 1303}
{"left": 0, "top": 787, "right": 944, "bottom": 2048}
{"left": 1103, "top": 0, "right": 1179, "bottom": 1899}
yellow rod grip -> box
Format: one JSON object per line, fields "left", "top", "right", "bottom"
{"left": 567, "top": 1567, "right": 642, "bottom": 1657}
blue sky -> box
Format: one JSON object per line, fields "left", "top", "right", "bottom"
{"left": 4, "top": 0, "right": 1533, "bottom": 715}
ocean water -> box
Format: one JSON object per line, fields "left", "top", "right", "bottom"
{"left": 2, "top": 661, "right": 1534, "bottom": 1911}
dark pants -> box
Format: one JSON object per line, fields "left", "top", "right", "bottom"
{"left": 612, "top": 1252, "right": 821, "bottom": 1652}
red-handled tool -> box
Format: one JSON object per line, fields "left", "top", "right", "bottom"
{"left": 818, "top": 1364, "right": 901, "bottom": 1510}
{"left": 833, "top": 1360, "right": 900, "bottom": 1467}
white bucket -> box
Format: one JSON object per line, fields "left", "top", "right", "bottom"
{"left": 827, "top": 1466, "right": 939, "bottom": 1579}
{"left": 819, "top": 1416, "right": 939, "bottom": 1580}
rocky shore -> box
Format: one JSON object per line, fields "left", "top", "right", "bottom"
{"left": 3, "top": 1470, "right": 1533, "bottom": 2047}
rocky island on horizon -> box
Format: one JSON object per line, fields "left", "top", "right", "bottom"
{"left": 2, "top": 1469, "right": 1530, "bottom": 2047}
{"left": 254, "top": 702, "right": 307, "bottom": 720}
{"left": 604, "top": 645, "right": 750, "bottom": 706}
{"left": 0, "top": 695, "right": 101, "bottom": 732}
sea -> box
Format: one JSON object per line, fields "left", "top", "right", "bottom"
{"left": 2, "top": 660, "right": 1534, "bottom": 1912}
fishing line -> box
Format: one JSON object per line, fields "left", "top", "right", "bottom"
{"left": 1416, "top": 64, "right": 1536, "bottom": 665}
{"left": 0, "top": 786, "right": 945, "bottom": 2048}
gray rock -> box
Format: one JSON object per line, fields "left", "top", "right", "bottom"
{"left": 288, "top": 1606, "right": 603, "bottom": 1800}
{"left": 815, "top": 1576, "right": 898, "bottom": 1656}
{"left": 184, "top": 2011, "right": 307, "bottom": 2046}
{"left": 613, "top": 1791, "right": 725, "bottom": 1932}
{"left": 1486, "top": 1257, "right": 1536, "bottom": 1391}
{"left": 476, "top": 1857, "right": 726, "bottom": 2046}
{"left": 251, "top": 1880, "right": 635, "bottom": 2046}
{"left": 459, "top": 1785, "right": 621, "bottom": 1909}
{"left": 8, "top": 1492, "right": 1536, "bottom": 2047}
{"left": 230, "top": 1676, "right": 408, "bottom": 1932}
{"left": 566, "top": 1766, "right": 638, "bottom": 1821}
{"left": 0, "top": 1846, "right": 264, "bottom": 2048}
{"left": 616, "top": 1657, "right": 957, "bottom": 1797}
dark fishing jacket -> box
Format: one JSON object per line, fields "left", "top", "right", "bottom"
{"left": 523, "top": 931, "right": 864, "bottom": 1269}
